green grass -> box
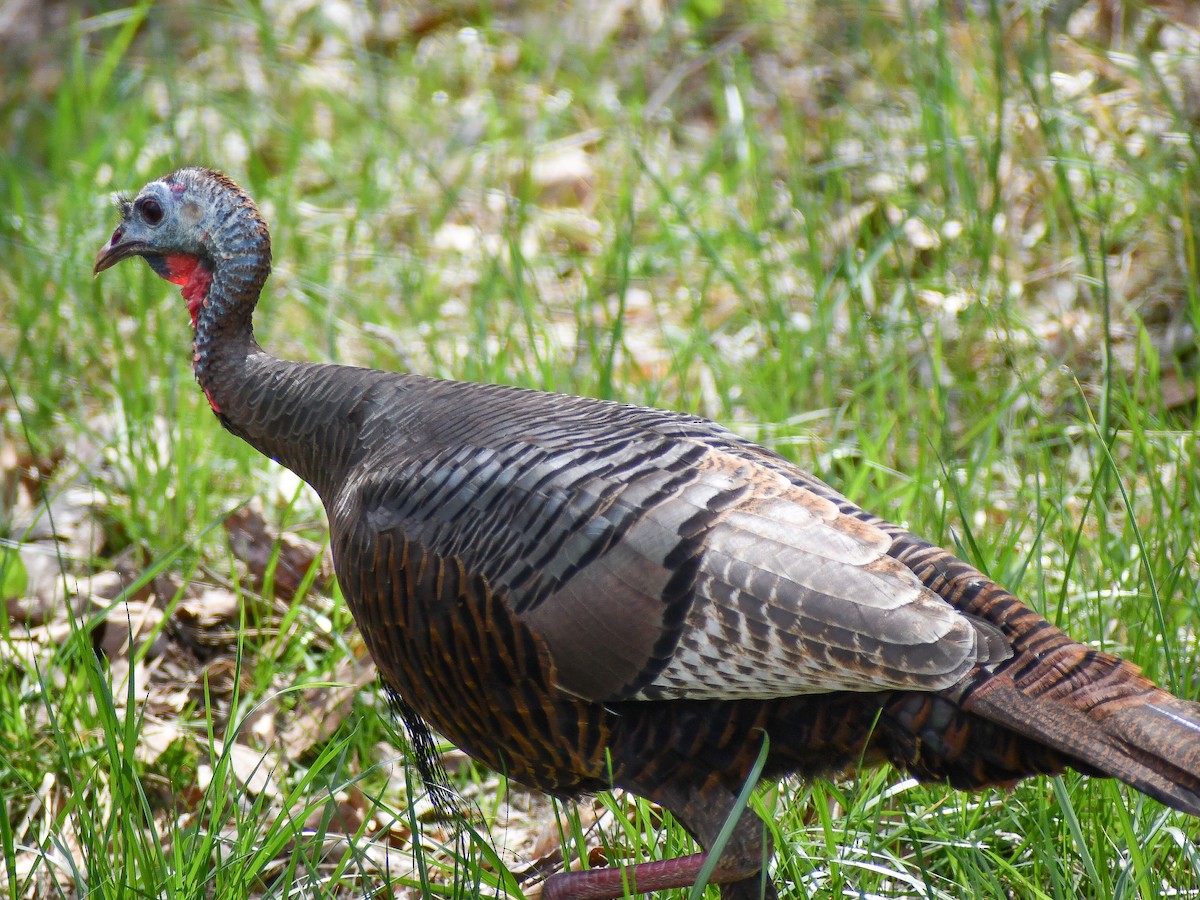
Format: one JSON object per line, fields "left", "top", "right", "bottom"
{"left": 2, "top": 0, "right": 1200, "bottom": 897}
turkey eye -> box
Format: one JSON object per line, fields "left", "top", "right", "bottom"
{"left": 139, "top": 198, "right": 164, "bottom": 225}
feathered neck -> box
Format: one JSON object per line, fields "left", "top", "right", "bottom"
{"left": 166, "top": 168, "right": 273, "bottom": 414}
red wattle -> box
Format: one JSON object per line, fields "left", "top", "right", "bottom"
{"left": 163, "top": 254, "right": 213, "bottom": 326}
{"left": 162, "top": 253, "right": 198, "bottom": 285}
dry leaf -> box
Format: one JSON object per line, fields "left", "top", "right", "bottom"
{"left": 136, "top": 720, "right": 187, "bottom": 765}
{"left": 0, "top": 441, "right": 19, "bottom": 516}
{"left": 0, "top": 633, "right": 59, "bottom": 676}
{"left": 303, "top": 786, "right": 370, "bottom": 834}
{"left": 6, "top": 547, "right": 84, "bottom": 625}
{"left": 529, "top": 145, "right": 595, "bottom": 208}
{"left": 1159, "top": 370, "right": 1198, "bottom": 410}
{"left": 224, "top": 500, "right": 331, "bottom": 601}
{"left": 12, "top": 486, "right": 105, "bottom": 556}
{"left": 177, "top": 586, "right": 242, "bottom": 626}
{"left": 213, "top": 740, "right": 285, "bottom": 800}
{"left": 538, "top": 208, "right": 602, "bottom": 253}
{"left": 94, "top": 600, "right": 166, "bottom": 660}
{"left": 279, "top": 654, "right": 377, "bottom": 759}
{"left": 108, "top": 657, "right": 153, "bottom": 710}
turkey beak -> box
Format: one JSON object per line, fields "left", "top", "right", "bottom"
{"left": 93, "top": 226, "right": 144, "bottom": 275}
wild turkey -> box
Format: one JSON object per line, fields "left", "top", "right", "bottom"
{"left": 94, "top": 168, "right": 1200, "bottom": 900}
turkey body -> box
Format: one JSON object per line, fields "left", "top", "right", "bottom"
{"left": 297, "top": 371, "right": 1056, "bottom": 796}
{"left": 95, "top": 169, "right": 1200, "bottom": 900}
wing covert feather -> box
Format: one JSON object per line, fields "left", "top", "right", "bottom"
{"left": 341, "top": 409, "right": 1008, "bottom": 707}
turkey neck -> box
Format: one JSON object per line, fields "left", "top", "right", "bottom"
{"left": 190, "top": 196, "right": 363, "bottom": 501}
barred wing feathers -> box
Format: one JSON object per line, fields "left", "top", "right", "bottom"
{"left": 333, "top": 383, "right": 1008, "bottom": 706}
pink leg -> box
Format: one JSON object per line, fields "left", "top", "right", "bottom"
{"left": 540, "top": 831, "right": 775, "bottom": 899}
{"left": 540, "top": 775, "right": 777, "bottom": 899}
{"left": 541, "top": 852, "right": 709, "bottom": 899}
